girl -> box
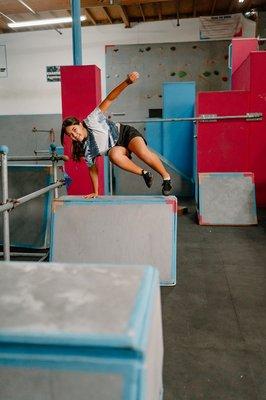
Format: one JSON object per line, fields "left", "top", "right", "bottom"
{"left": 61, "top": 71, "right": 172, "bottom": 198}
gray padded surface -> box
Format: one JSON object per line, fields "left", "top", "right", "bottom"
{"left": 51, "top": 196, "right": 177, "bottom": 285}
{"left": 0, "top": 262, "right": 163, "bottom": 400}
{"left": 0, "top": 262, "right": 146, "bottom": 339}
{"left": 198, "top": 173, "right": 257, "bottom": 225}
{"left": 0, "top": 368, "right": 123, "bottom": 400}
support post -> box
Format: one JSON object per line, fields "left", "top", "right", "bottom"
{"left": 0, "top": 146, "right": 10, "bottom": 261}
{"left": 71, "top": 0, "right": 82, "bottom": 65}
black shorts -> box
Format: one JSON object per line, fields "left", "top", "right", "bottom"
{"left": 115, "top": 124, "right": 147, "bottom": 149}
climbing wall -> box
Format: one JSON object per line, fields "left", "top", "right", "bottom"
{"left": 106, "top": 41, "right": 230, "bottom": 124}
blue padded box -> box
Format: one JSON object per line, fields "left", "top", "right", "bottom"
{"left": 0, "top": 262, "right": 163, "bottom": 400}
{"left": 146, "top": 82, "right": 195, "bottom": 180}
{"left": 50, "top": 196, "right": 177, "bottom": 286}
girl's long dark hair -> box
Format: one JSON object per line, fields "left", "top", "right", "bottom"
{"left": 61, "top": 116, "right": 87, "bottom": 161}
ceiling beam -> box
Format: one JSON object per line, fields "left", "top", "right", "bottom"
{"left": 176, "top": 0, "right": 180, "bottom": 26}
{"left": 192, "top": 0, "right": 197, "bottom": 18}
{"left": 156, "top": 2, "right": 162, "bottom": 20}
{"left": 245, "top": 0, "right": 253, "bottom": 10}
{"left": 228, "top": 0, "right": 235, "bottom": 14}
{"left": 83, "top": 7, "right": 97, "bottom": 25}
{"left": 211, "top": 0, "right": 217, "bottom": 15}
{"left": 82, "top": 0, "right": 175, "bottom": 7}
{"left": 118, "top": 5, "right": 130, "bottom": 28}
{"left": 139, "top": 3, "right": 145, "bottom": 21}
{"left": 0, "top": 0, "right": 175, "bottom": 14}
{"left": 102, "top": 7, "right": 113, "bottom": 23}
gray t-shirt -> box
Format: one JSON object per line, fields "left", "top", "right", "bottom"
{"left": 83, "top": 107, "right": 119, "bottom": 166}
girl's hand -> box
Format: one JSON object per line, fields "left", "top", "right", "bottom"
{"left": 83, "top": 193, "right": 98, "bottom": 199}
{"left": 126, "top": 71, "right": 139, "bottom": 84}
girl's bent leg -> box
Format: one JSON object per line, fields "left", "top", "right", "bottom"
{"left": 108, "top": 146, "right": 143, "bottom": 175}
{"left": 128, "top": 137, "right": 170, "bottom": 179}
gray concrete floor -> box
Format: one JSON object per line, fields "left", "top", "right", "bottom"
{"left": 161, "top": 204, "right": 266, "bottom": 400}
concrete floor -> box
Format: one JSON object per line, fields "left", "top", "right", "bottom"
{"left": 161, "top": 205, "right": 266, "bottom": 400}
{"left": 1, "top": 202, "right": 265, "bottom": 399}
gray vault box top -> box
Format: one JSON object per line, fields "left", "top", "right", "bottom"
{"left": 198, "top": 172, "right": 257, "bottom": 225}
{"left": 50, "top": 195, "right": 178, "bottom": 286}
{"left": 0, "top": 262, "right": 159, "bottom": 351}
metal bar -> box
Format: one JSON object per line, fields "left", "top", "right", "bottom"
{"left": 117, "top": 112, "right": 263, "bottom": 124}
{"left": 0, "top": 146, "right": 10, "bottom": 261}
{"left": 109, "top": 161, "right": 113, "bottom": 195}
{"left": 0, "top": 181, "right": 64, "bottom": 214}
{"left": 8, "top": 156, "right": 67, "bottom": 162}
{"left": 52, "top": 160, "right": 59, "bottom": 199}
{"left": 71, "top": 0, "right": 82, "bottom": 66}
{"left": 32, "top": 129, "right": 53, "bottom": 133}
{"left": 0, "top": 252, "right": 47, "bottom": 257}
{"left": 34, "top": 150, "right": 50, "bottom": 154}
{"left": 15, "top": 181, "right": 65, "bottom": 206}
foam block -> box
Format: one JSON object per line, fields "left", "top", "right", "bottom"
{"left": 0, "top": 164, "right": 57, "bottom": 248}
{"left": 198, "top": 172, "right": 257, "bottom": 225}
{"left": 0, "top": 262, "right": 163, "bottom": 400}
{"left": 60, "top": 65, "right": 105, "bottom": 196}
{"left": 50, "top": 196, "right": 177, "bottom": 286}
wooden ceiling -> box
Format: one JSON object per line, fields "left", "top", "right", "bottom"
{"left": 0, "top": 0, "right": 265, "bottom": 33}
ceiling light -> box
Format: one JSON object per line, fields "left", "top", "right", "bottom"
{"left": 238, "top": 0, "right": 244, "bottom": 3}
{"left": 8, "top": 16, "right": 86, "bottom": 28}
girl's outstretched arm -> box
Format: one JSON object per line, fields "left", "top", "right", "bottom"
{"left": 84, "top": 164, "right": 99, "bottom": 198}
{"left": 99, "top": 71, "right": 139, "bottom": 113}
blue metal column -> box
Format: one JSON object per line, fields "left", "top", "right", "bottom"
{"left": 71, "top": 0, "right": 82, "bottom": 65}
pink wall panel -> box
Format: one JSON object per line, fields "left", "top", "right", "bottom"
{"left": 231, "top": 56, "right": 251, "bottom": 91}
{"left": 250, "top": 52, "right": 266, "bottom": 94}
{"left": 197, "top": 91, "right": 250, "bottom": 172}
{"left": 249, "top": 53, "right": 266, "bottom": 205}
{"left": 60, "top": 65, "right": 104, "bottom": 195}
{"left": 231, "top": 38, "right": 258, "bottom": 74}
{"left": 197, "top": 41, "right": 266, "bottom": 206}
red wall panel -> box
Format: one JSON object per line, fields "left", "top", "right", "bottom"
{"left": 197, "top": 91, "right": 250, "bottom": 172}
{"left": 232, "top": 56, "right": 251, "bottom": 91}
{"left": 231, "top": 38, "right": 258, "bottom": 74}
{"left": 197, "top": 42, "right": 266, "bottom": 206}
{"left": 249, "top": 53, "right": 266, "bottom": 205}
{"left": 60, "top": 65, "right": 104, "bottom": 195}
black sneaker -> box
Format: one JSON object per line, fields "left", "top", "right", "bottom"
{"left": 142, "top": 170, "right": 154, "bottom": 188}
{"left": 162, "top": 179, "right": 172, "bottom": 196}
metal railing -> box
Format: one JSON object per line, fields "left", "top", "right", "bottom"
{"left": 113, "top": 112, "right": 263, "bottom": 124}
{"left": 0, "top": 145, "right": 68, "bottom": 261}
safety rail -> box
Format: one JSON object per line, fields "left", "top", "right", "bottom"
{"left": 0, "top": 144, "right": 68, "bottom": 261}
{"left": 113, "top": 112, "right": 263, "bottom": 124}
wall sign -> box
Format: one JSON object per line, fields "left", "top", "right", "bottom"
{"left": 0, "top": 45, "right": 7, "bottom": 78}
{"left": 199, "top": 14, "right": 243, "bottom": 40}
{"left": 46, "top": 65, "right": 61, "bottom": 82}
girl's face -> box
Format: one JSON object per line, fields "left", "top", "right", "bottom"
{"left": 65, "top": 123, "right": 87, "bottom": 142}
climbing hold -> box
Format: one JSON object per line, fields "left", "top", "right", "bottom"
{"left": 178, "top": 71, "right": 187, "bottom": 78}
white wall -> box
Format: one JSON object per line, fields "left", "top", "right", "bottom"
{"left": 0, "top": 17, "right": 256, "bottom": 115}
